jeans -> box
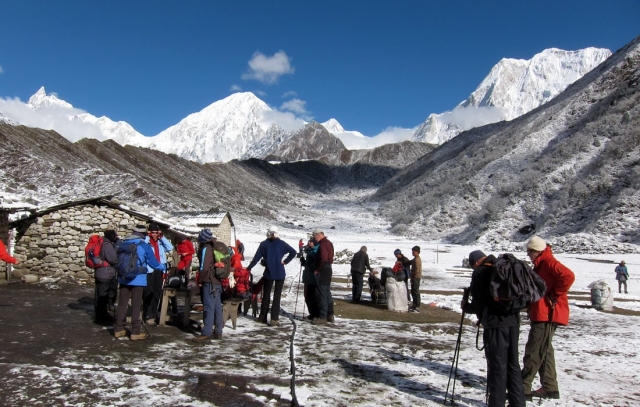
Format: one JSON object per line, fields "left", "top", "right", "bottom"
{"left": 201, "top": 283, "right": 223, "bottom": 336}
{"left": 259, "top": 278, "right": 284, "bottom": 322}
{"left": 351, "top": 271, "right": 364, "bottom": 303}
{"left": 114, "top": 285, "right": 143, "bottom": 335}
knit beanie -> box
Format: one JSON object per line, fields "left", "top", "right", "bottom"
{"left": 393, "top": 249, "right": 402, "bottom": 256}
{"left": 198, "top": 228, "right": 215, "bottom": 243}
{"left": 468, "top": 250, "right": 486, "bottom": 267}
{"left": 526, "top": 236, "right": 547, "bottom": 252}
{"left": 104, "top": 230, "right": 118, "bottom": 243}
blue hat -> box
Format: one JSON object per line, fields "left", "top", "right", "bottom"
{"left": 198, "top": 228, "right": 216, "bottom": 243}
{"left": 393, "top": 249, "right": 402, "bottom": 256}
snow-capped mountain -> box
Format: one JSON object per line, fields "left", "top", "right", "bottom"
{"left": 24, "top": 86, "right": 147, "bottom": 144}
{"left": 412, "top": 47, "right": 612, "bottom": 144}
{"left": 139, "top": 92, "right": 273, "bottom": 163}
{"left": 1, "top": 46, "right": 613, "bottom": 162}
{"left": 27, "top": 87, "right": 73, "bottom": 109}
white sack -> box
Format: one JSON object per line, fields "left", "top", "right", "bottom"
{"left": 385, "top": 279, "right": 408, "bottom": 312}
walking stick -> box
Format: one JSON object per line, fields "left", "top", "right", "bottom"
{"left": 444, "top": 288, "right": 470, "bottom": 405}
{"left": 293, "top": 262, "right": 304, "bottom": 318}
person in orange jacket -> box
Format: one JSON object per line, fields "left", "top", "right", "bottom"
{"left": 0, "top": 240, "right": 18, "bottom": 264}
{"left": 522, "top": 236, "right": 575, "bottom": 401}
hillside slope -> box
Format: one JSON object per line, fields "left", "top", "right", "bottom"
{"left": 373, "top": 36, "right": 640, "bottom": 253}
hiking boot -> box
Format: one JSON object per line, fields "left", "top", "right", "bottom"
{"left": 192, "top": 335, "right": 211, "bottom": 342}
{"left": 270, "top": 320, "right": 280, "bottom": 326}
{"left": 531, "top": 388, "right": 560, "bottom": 399}
{"left": 327, "top": 314, "right": 335, "bottom": 323}
{"left": 145, "top": 318, "right": 157, "bottom": 326}
{"left": 312, "top": 318, "right": 328, "bottom": 325}
{"left": 130, "top": 332, "right": 148, "bottom": 341}
{"left": 212, "top": 333, "right": 222, "bottom": 340}
{"left": 114, "top": 330, "right": 126, "bottom": 338}
{"left": 410, "top": 308, "right": 420, "bottom": 313}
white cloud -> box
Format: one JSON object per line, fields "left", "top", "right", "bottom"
{"left": 280, "top": 98, "right": 308, "bottom": 115}
{"left": 335, "top": 126, "right": 416, "bottom": 150}
{"left": 0, "top": 97, "right": 104, "bottom": 142}
{"left": 282, "top": 90, "right": 297, "bottom": 98}
{"left": 0, "top": 66, "right": 4, "bottom": 74}
{"left": 241, "top": 50, "right": 294, "bottom": 84}
{"left": 230, "top": 84, "right": 242, "bottom": 92}
{"left": 260, "top": 109, "right": 306, "bottom": 132}
{"left": 439, "top": 106, "right": 505, "bottom": 130}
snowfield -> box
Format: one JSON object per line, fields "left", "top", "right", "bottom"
{"left": 1, "top": 207, "right": 638, "bottom": 406}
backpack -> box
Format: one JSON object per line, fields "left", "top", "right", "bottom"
{"left": 85, "top": 235, "right": 109, "bottom": 269}
{"left": 115, "top": 241, "right": 148, "bottom": 280}
{"left": 490, "top": 253, "right": 547, "bottom": 314}
{"left": 213, "top": 241, "right": 231, "bottom": 280}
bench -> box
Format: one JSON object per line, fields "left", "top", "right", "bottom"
{"left": 159, "top": 286, "right": 199, "bottom": 327}
{"left": 222, "top": 298, "right": 249, "bottom": 330}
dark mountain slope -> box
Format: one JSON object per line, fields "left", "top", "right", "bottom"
{"left": 372, "top": 35, "right": 640, "bottom": 252}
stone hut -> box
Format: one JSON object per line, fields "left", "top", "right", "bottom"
{"left": 171, "top": 211, "right": 236, "bottom": 246}
{"left": 8, "top": 196, "right": 194, "bottom": 282}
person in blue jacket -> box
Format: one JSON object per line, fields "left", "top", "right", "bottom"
{"left": 113, "top": 225, "right": 166, "bottom": 340}
{"left": 143, "top": 222, "right": 173, "bottom": 325}
{"left": 247, "top": 226, "right": 297, "bottom": 326}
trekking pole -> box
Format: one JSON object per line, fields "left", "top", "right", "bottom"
{"left": 444, "top": 288, "right": 469, "bottom": 405}
{"left": 293, "top": 264, "right": 304, "bottom": 318}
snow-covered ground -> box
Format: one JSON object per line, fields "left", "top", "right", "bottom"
{"left": 3, "top": 188, "right": 639, "bottom": 406}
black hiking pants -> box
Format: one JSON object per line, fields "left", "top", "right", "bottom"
{"left": 143, "top": 269, "right": 164, "bottom": 322}
{"left": 94, "top": 276, "right": 118, "bottom": 321}
{"left": 484, "top": 325, "right": 526, "bottom": 407}
{"left": 259, "top": 278, "right": 284, "bottom": 323}
{"left": 351, "top": 271, "right": 364, "bottom": 303}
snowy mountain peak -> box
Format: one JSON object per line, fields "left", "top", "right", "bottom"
{"left": 412, "top": 46, "right": 612, "bottom": 144}
{"left": 321, "top": 118, "right": 345, "bottom": 134}
{"left": 27, "top": 86, "right": 73, "bottom": 109}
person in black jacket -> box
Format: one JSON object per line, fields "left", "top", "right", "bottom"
{"left": 462, "top": 250, "right": 525, "bottom": 407}
{"left": 350, "top": 246, "right": 373, "bottom": 303}
{"left": 94, "top": 229, "right": 119, "bottom": 322}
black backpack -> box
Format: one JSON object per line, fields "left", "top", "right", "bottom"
{"left": 490, "top": 253, "right": 547, "bottom": 315}
{"left": 116, "top": 241, "right": 148, "bottom": 281}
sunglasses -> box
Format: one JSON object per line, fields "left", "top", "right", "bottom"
{"left": 526, "top": 249, "right": 537, "bottom": 254}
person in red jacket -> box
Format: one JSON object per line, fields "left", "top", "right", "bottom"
{"left": 176, "top": 236, "right": 195, "bottom": 285}
{"left": 522, "top": 236, "right": 575, "bottom": 401}
{"left": 0, "top": 240, "right": 18, "bottom": 265}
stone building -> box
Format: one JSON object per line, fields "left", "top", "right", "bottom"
{"left": 171, "top": 211, "right": 236, "bottom": 246}
{"left": 8, "top": 196, "right": 196, "bottom": 281}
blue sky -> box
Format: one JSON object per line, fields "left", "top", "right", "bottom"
{"left": 0, "top": 1, "right": 638, "bottom": 137}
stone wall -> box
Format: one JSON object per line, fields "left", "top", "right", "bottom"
{"left": 212, "top": 215, "right": 233, "bottom": 246}
{"left": 11, "top": 204, "right": 181, "bottom": 281}
{"left": 0, "top": 212, "right": 10, "bottom": 281}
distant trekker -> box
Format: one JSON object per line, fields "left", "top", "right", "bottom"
{"left": 350, "top": 246, "right": 373, "bottom": 304}
{"left": 409, "top": 246, "right": 422, "bottom": 312}
{"left": 313, "top": 228, "right": 335, "bottom": 325}
{"left": 615, "top": 260, "right": 629, "bottom": 294}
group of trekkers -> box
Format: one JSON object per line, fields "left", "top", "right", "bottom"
{"left": 349, "top": 245, "right": 423, "bottom": 312}
{"left": 462, "top": 235, "right": 576, "bottom": 406}
{"left": 9, "top": 222, "right": 628, "bottom": 405}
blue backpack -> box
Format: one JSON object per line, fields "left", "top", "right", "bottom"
{"left": 116, "top": 241, "right": 147, "bottom": 280}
